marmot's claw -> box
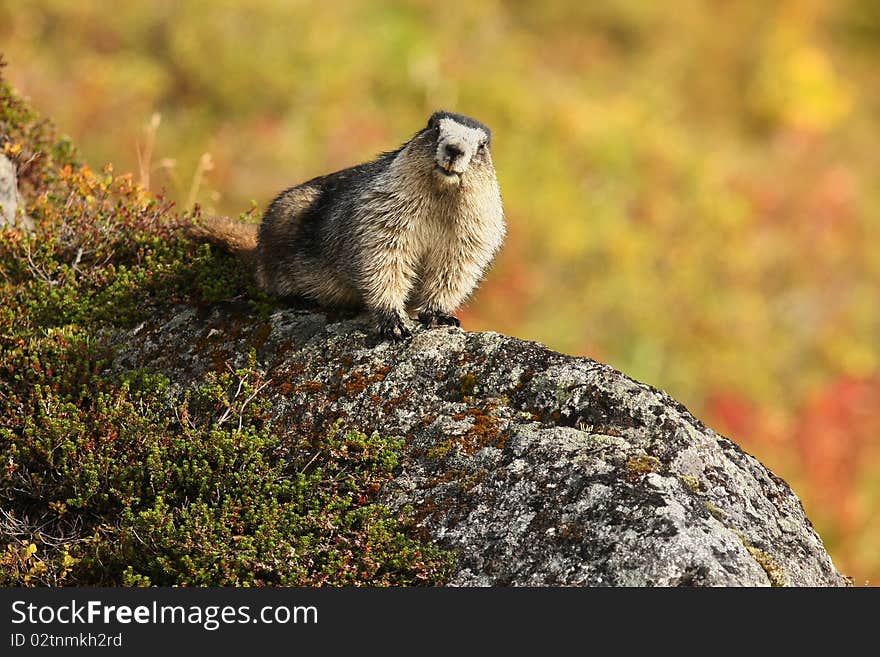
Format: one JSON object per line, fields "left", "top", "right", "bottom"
{"left": 418, "top": 310, "right": 461, "bottom": 328}
{"left": 378, "top": 316, "right": 412, "bottom": 342}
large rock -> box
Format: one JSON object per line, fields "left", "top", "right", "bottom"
{"left": 110, "top": 303, "right": 847, "bottom": 586}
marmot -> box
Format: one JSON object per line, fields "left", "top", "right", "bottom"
{"left": 188, "top": 111, "right": 505, "bottom": 341}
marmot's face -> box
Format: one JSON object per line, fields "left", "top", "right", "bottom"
{"left": 424, "top": 111, "right": 493, "bottom": 189}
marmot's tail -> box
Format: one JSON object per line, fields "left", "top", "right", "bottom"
{"left": 185, "top": 216, "right": 258, "bottom": 260}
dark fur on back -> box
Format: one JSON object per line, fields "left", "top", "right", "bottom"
{"left": 258, "top": 149, "right": 400, "bottom": 281}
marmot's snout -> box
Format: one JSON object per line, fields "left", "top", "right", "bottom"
{"left": 438, "top": 140, "right": 471, "bottom": 175}
{"left": 429, "top": 111, "right": 492, "bottom": 183}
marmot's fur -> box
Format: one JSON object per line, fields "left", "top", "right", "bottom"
{"left": 188, "top": 111, "right": 505, "bottom": 340}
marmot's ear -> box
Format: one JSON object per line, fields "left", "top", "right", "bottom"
{"left": 427, "top": 111, "right": 445, "bottom": 129}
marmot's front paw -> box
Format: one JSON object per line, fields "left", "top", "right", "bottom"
{"left": 418, "top": 310, "right": 461, "bottom": 328}
{"left": 378, "top": 314, "right": 412, "bottom": 342}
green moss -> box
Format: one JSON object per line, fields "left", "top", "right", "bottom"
{"left": 746, "top": 546, "right": 787, "bottom": 587}
{"left": 0, "top": 68, "right": 453, "bottom": 587}
{"left": 2, "top": 355, "right": 454, "bottom": 585}
{"left": 731, "top": 529, "right": 787, "bottom": 587}
{"left": 459, "top": 372, "right": 477, "bottom": 396}
{"left": 626, "top": 454, "right": 661, "bottom": 476}
{"left": 704, "top": 500, "right": 727, "bottom": 521}
{"left": 461, "top": 469, "right": 488, "bottom": 492}
{"left": 677, "top": 474, "right": 703, "bottom": 493}
{"left": 426, "top": 439, "right": 455, "bottom": 460}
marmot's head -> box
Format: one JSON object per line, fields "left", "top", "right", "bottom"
{"left": 418, "top": 111, "right": 495, "bottom": 189}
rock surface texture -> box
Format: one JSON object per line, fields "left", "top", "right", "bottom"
{"left": 0, "top": 154, "right": 32, "bottom": 231}
{"left": 110, "top": 304, "right": 847, "bottom": 586}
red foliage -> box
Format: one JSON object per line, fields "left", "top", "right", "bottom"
{"left": 794, "top": 377, "right": 880, "bottom": 531}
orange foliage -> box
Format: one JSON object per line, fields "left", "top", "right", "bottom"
{"left": 709, "top": 376, "right": 880, "bottom": 584}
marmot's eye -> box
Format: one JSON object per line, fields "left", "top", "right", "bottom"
{"left": 478, "top": 141, "right": 488, "bottom": 152}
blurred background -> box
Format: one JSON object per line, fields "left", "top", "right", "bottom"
{"left": 1, "top": 0, "right": 877, "bottom": 584}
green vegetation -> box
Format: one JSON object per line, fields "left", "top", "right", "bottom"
{"left": 1, "top": 0, "right": 878, "bottom": 583}
{"left": 625, "top": 454, "right": 661, "bottom": 479}
{"left": 0, "top": 67, "right": 451, "bottom": 586}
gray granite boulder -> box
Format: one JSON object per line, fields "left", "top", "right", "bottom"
{"left": 109, "top": 304, "right": 848, "bottom": 586}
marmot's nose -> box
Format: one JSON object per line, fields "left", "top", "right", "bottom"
{"left": 444, "top": 143, "right": 464, "bottom": 160}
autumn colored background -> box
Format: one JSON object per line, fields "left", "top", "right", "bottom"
{"left": 1, "top": 0, "right": 877, "bottom": 584}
